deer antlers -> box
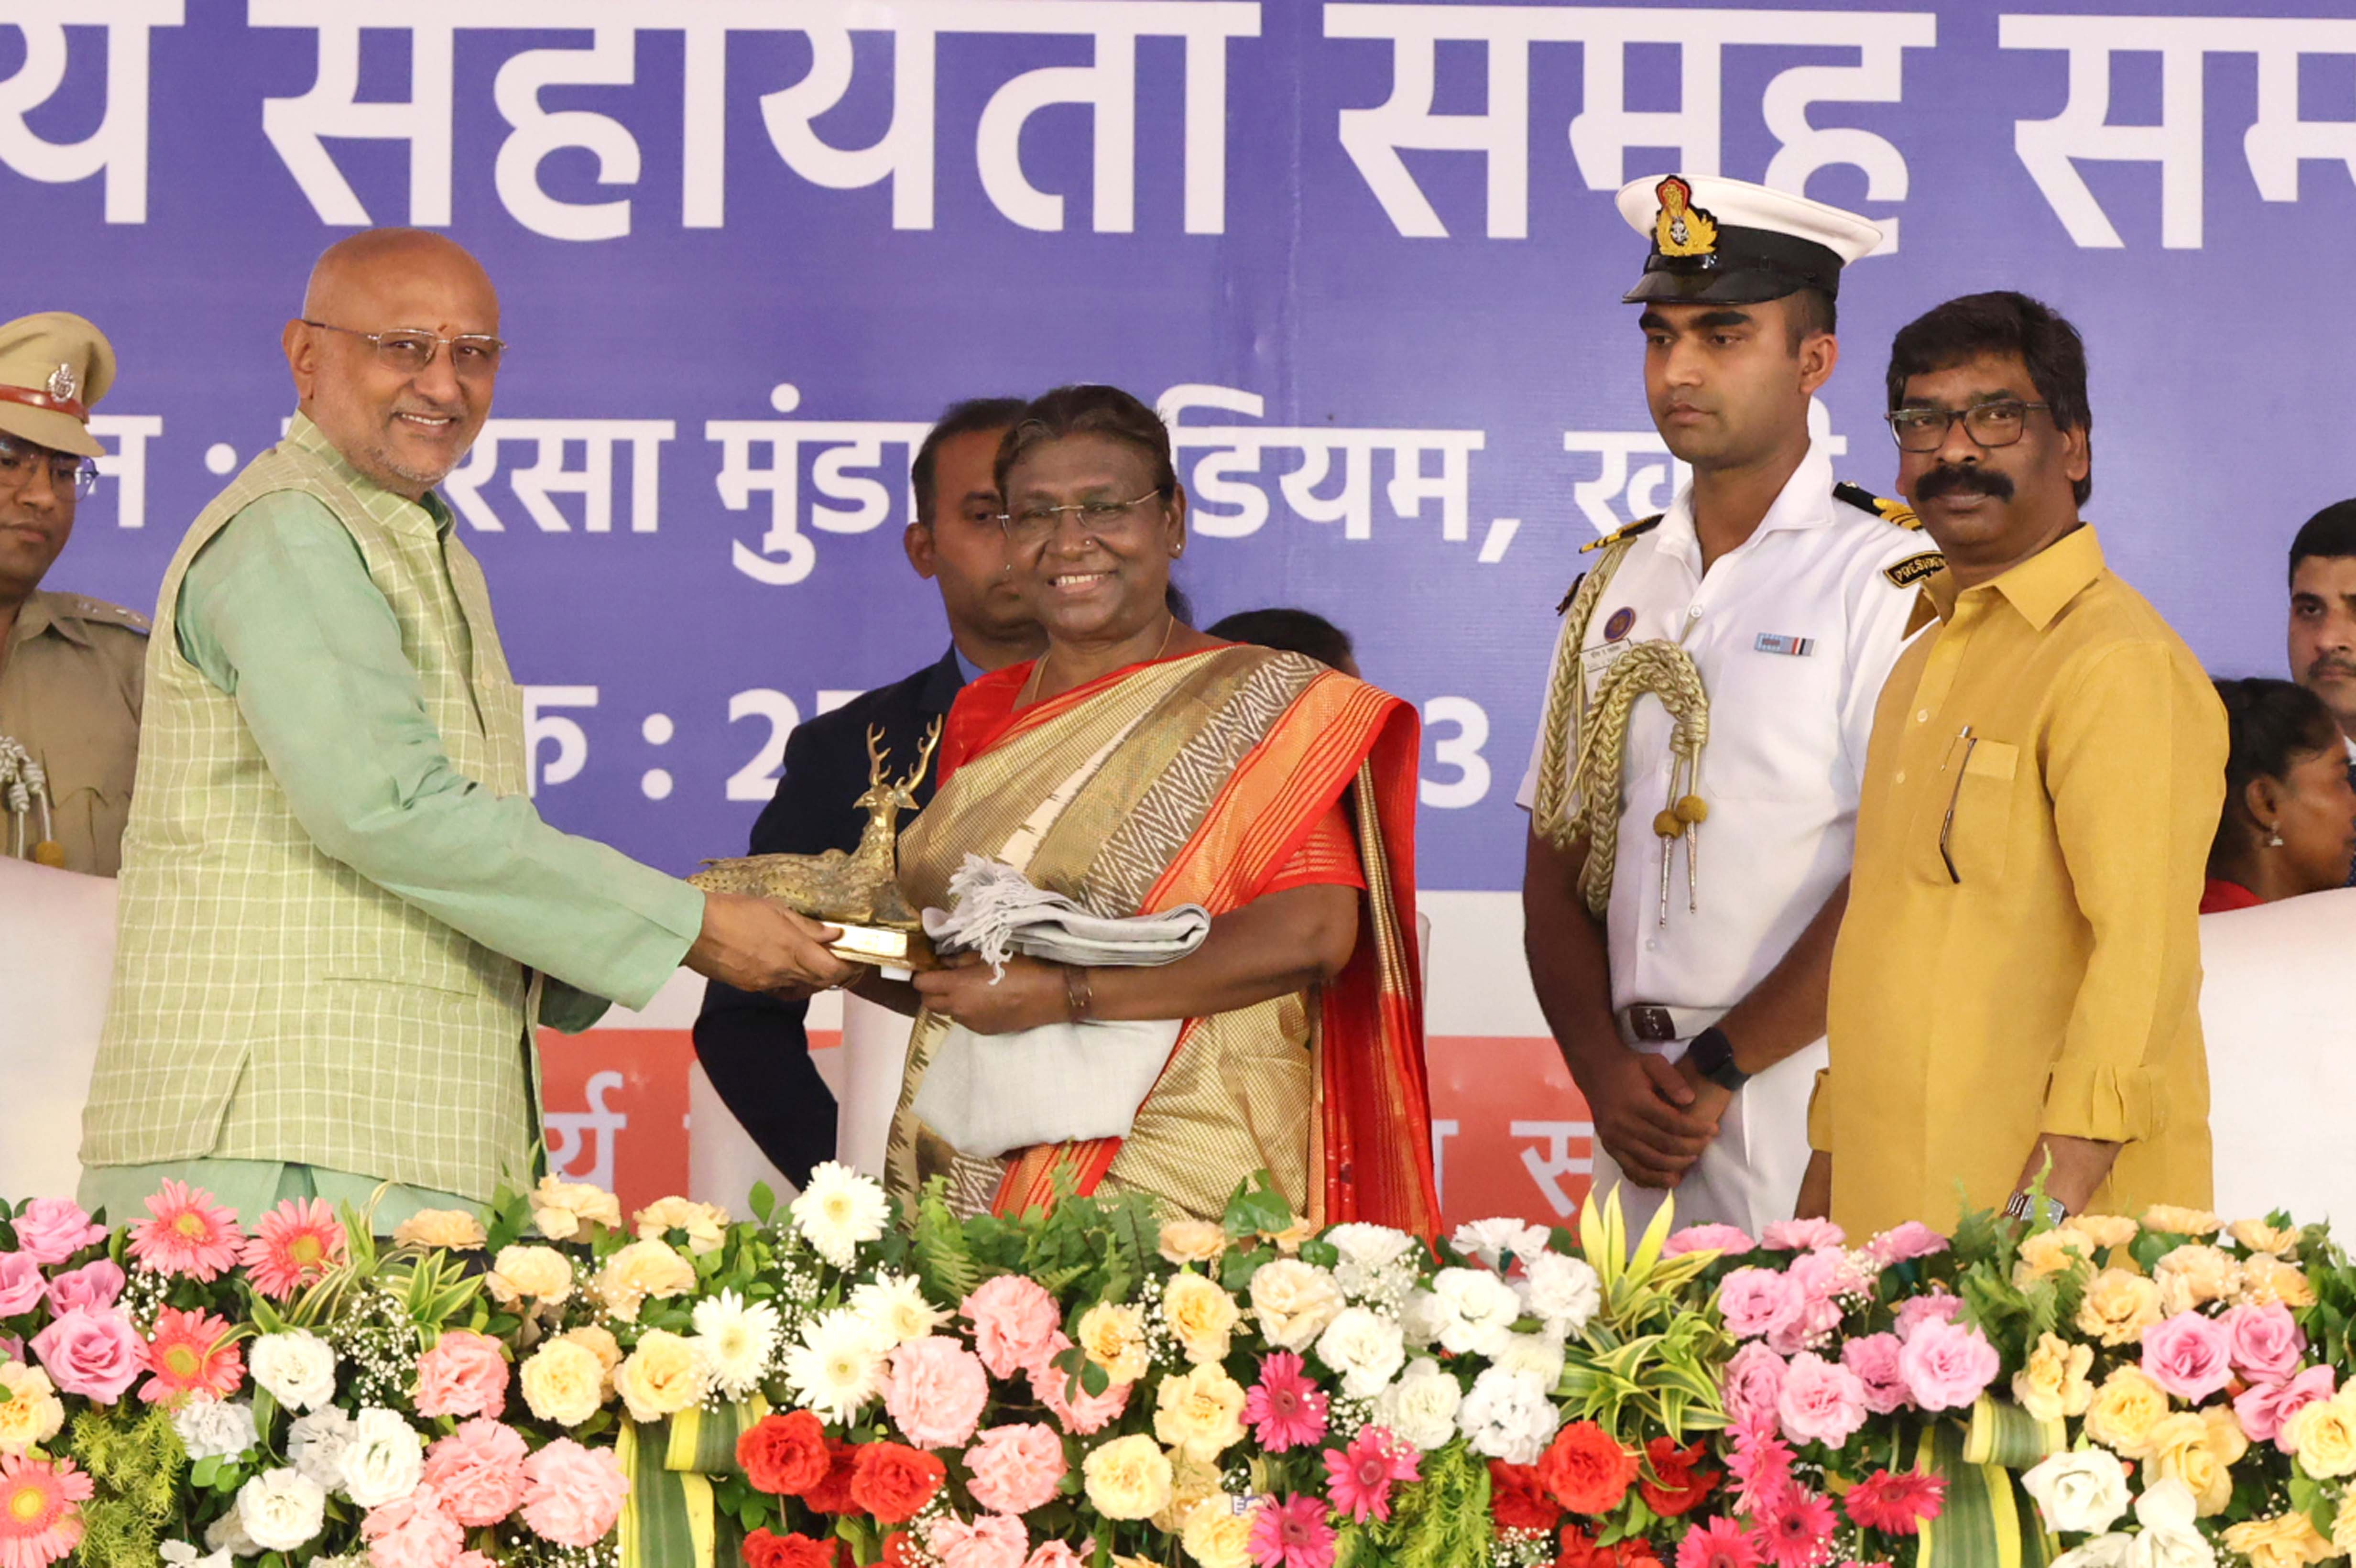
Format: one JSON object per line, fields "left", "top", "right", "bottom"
{"left": 899, "top": 719, "right": 943, "bottom": 793}
{"left": 861, "top": 719, "right": 944, "bottom": 795}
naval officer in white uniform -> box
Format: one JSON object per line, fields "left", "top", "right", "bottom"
{"left": 1518, "top": 174, "right": 1942, "bottom": 1238}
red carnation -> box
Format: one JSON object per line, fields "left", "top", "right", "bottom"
{"left": 848, "top": 1442, "right": 946, "bottom": 1524}
{"left": 1539, "top": 1421, "right": 1640, "bottom": 1516}
{"left": 738, "top": 1412, "right": 831, "bottom": 1497}
{"left": 1491, "top": 1460, "right": 1567, "bottom": 1533}
{"left": 1555, "top": 1526, "right": 1663, "bottom": 1568}
{"left": 801, "top": 1440, "right": 861, "bottom": 1515}
{"left": 742, "top": 1528, "right": 840, "bottom": 1568}
{"left": 1637, "top": 1437, "right": 1719, "bottom": 1518}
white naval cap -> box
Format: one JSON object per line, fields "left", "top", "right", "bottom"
{"left": 1615, "top": 174, "right": 1883, "bottom": 306}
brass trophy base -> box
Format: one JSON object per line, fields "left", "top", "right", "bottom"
{"left": 828, "top": 923, "right": 938, "bottom": 973}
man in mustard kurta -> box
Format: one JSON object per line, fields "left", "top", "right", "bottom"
{"left": 81, "top": 229, "right": 857, "bottom": 1227}
{"left": 1803, "top": 292, "right": 2224, "bottom": 1236}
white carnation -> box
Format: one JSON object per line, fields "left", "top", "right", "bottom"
{"left": 1492, "top": 1329, "right": 1567, "bottom": 1388}
{"left": 336, "top": 1407, "right": 424, "bottom": 1507}
{"left": 1455, "top": 1366, "right": 1559, "bottom": 1464}
{"left": 1430, "top": 1267, "right": 1524, "bottom": 1359}
{"left": 789, "top": 1162, "right": 890, "bottom": 1269}
{"left": 236, "top": 1469, "right": 327, "bottom": 1554}
{"left": 1370, "top": 1357, "right": 1462, "bottom": 1452}
{"left": 204, "top": 1510, "right": 260, "bottom": 1560}
{"left": 782, "top": 1307, "right": 890, "bottom": 1423}
{"left": 1399, "top": 1289, "right": 1451, "bottom": 1349}
{"left": 691, "top": 1288, "right": 784, "bottom": 1402}
{"left": 2022, "top": 1448, "right": 2131, "bottom": 1536}
{"left": 1452, "top": 1219, "right": 1551, "bottom": 1271}
{"left": 848, "top": 1271, "right": 952, "bottom": 1349}
{"left": 285, "top": 1408, "right": 356, "bottom": 1493}
{"left": 1325, "top": 1224, "right": 1419, "bottom": 1305}
{"left": 161, "top": 1542, "right": 233, "bottom": 1568}
{"left": 1313, "top": 1307, "right": 1407, "bottom": 1399}
{"left": 248, "top": 1330, "right": 338, "bottom": 1413}
{"left": 1517, "top": 1252, "right": 1603, "bottom": 1338}
{"left": 171, "top": 1399, "right": 259, "bottom": 1462}
{"left": 1248, "top": 1258, "right": 1345, "bottom": 1351}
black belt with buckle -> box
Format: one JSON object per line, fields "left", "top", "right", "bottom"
{"left": 1625, "top": 1004, "right": 1678, "bottom": 1042}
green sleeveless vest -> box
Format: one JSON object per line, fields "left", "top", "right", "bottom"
{"left": 82, "top": 416, "right": 539, "bottom": 1201}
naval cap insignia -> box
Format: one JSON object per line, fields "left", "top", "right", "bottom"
{"left": 1652, "top": 175, "right": 1719, "bottom": 259}
{"left": 44, "top": 362, "right": 76, "bottom": 402}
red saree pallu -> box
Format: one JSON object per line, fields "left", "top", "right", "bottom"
{"left": 884, "top": 644, "right": 1440, "bottom": 1237}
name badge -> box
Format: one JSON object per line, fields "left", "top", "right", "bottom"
{"left": 1754, "top": 633, "right": 1814, "bottom": 657}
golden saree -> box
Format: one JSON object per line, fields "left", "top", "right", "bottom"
{"left": 883, "top": 645, "right": 1440, "bottom": 1235}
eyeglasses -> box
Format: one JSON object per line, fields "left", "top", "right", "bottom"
{"left": 300, "top": 321, "right": 506, "bottom": 378}
{"left": 998, "top": 489, "right": 1166, "bottom": 546}
{"left": 1885, "top": 399, "right": 2051, "bottom": 453}
{"left": 0, "top": 435, "right": 98, "bottom": 500}
{"left": 1939, "top": 726, "right": 1979, "bottom": 884}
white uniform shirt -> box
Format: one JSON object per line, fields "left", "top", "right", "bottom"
{"left": 1516, "top": 441, "right": 1935, "bottom": 1230}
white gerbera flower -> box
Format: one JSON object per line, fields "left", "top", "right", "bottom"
{"left": 236, "top": 1469, "right": 327, "bottom": 1553}
{"left": 171, "top": 1399, "right": 259, "bottom": 1462}
{"left": 248, "top": 1330, "right": 338, "bottom": 1413}
{"left": 782, "top": 1307, "right": 891, "bottom": 1422}
{"left": 691, "top": 1288, "right": 784, "bottom": 1401}
{"left": 788, "top": 1162, "right": 890, "bottom": 1269}
{"left": 1517, "top": 1252, "right": 1603, "bottom": 1339}
{"left": 1452, "top": 1218, "right": 1551, "bottom": 1271}
{"left": 849, "top": 1271, "right": 952, "bottom": 1349}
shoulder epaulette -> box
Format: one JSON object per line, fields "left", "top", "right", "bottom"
{"left": 61, "top": 595, "right": 151, "bottom": 637}
{"left": 1833, "top": 481, "right": 1922, "bottom": 531}
{"left": 1579, "top": 513, "right": 1664, "bottom": 555}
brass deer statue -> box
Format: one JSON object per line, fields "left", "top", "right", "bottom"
{"left": 687, "top": 719, "right": 942, "bottom": 933}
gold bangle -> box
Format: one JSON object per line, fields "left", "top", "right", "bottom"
{"left": 1064, "top": 965, "right": 1094, "bottom": 1023}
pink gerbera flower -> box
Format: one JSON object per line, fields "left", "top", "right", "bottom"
{"left": 1842, "top": 1470, "right": 1945, "bottom": 1536}
{"left": 1677, "top": 1517, "right": 1763, "bottom": 1568}
{"left": 1244, "top": 1353, "right": 1330, "bottom": 1452}
{"left": 239, "top": 1199, "right": 347, "bottom": 1301}
{"left": 1726, "top": 1410, "right": 1796, "bottom": 1516}
{"left": 1322, "top": 1426, "right": 1419, "bottom": 1523}
{"left": 127, "top": 1182, "right": 245, "bottom": 1282}
{"left": 138, "top": 1307, "right": 244, "bottom": 1404}
{"left": 1755, "top": 1490, "right": 1839, "bottom": 1568}
{"left": 1248, "top": 1492, "right": 1336, "bottom": 1568}
{"left": 0, "top": 1455, "right": 93, "bottom": 1568}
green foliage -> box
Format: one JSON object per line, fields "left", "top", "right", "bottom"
{"left": 911, "top": 1182, "right": 982, "bottom": 1304}
{"left": 1336, "top": 1438, "right": 1492, "bottom": 1568}
{"left": 1555, "top": 1189, "right": 1730, "bottom": 1446}
{"left": 68, "top": 1402, "right": 188, "bottom": 1568}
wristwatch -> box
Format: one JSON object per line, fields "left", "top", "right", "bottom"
{"left": 2005, "top": 1190, "right": 2067, "bottom": 1227}
{"left": 1685, "top": 1026, "right": 1749, "bottom": 1092}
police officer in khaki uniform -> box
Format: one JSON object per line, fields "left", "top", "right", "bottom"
{"left": 0, "top": 311, "right": 143, "bottom": 876}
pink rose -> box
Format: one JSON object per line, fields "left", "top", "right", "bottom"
{"left": 965, "top": 1423, "right": 1068, "bottom": 1515}
{"left": 962, "top": 1276, "right": 1062, "bottom": 1380}
{"left": 1897, "top": 1319, "right": 1998, "bottom": 1412}
{"left": 521, "top": 1438, "right": 628, "bottom": 1546}
{"left": 11, "top": 1199, "right": 106, "bottom": 1266}
{"left": 30, "top": 1306, "right": 142, "bottom": 1401}
{"left": 925, "top": 1514, "right": 1028, "bottom": 1568}
{"left": 2238, "top": 1365, "right": 2335, "bottom": 1449}
{"left": 1761, "top": 1219, "right": 1846, "bottom": 1252}
{"left": 422, "top": 1420, "right": 529, "bottom": 1526}
{"left": 1718, "top": 1268, "right": 1804, "bottom": 1342}
{"left": 1863, "top": 1222, "right": 1951, "bottom": 1268}
{"left": 2142, "top": 1311, "right": 2234, "bottom": 1402}
{"left": 2223, "top": 1303, "right": 2306, "bottom": 1383}
{"left": 1023, "top": 1334, "right": 1130, "bottom": 1436}
{"left": 415, "top": 1330, "right": 509, "bottom": 1419}
{"left": 1665, "top": 1224, "right": 1756, "bottom": 1259}
{"left": 1776, "top": 1350, "right": 1868, "bottom": 1448}
{"left": 886, "top": 1337, "right": 991, "bottom": 1450}
{"left": 1841, "top": 1334, "right": 1913, "bottom": 1416}
{"left": 364, "top": 1484, "right": 466, "bottom": 1568}
{"left": 1025, "top": 1547, "right": 1085, "bottom": 1568}
{"left": 1894, "top": 1293, "right": 1963, "bottom": 1342}
{"left": 45, "top": 1260, "right": 125, "bottom": 1315}
{"left": 0, "top": 1254, "right": 44, "bottom": 1317}
{"left": 1721, "top": 1341, "right": 1789, "bottom": 1427}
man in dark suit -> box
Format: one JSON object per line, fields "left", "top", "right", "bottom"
{"left": 693, "top": 397, "right": 1043, "bottom": 1187}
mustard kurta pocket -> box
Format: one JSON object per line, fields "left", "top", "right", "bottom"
{"left": 1913, "top": 735, "right": 2018, "bottom": 886}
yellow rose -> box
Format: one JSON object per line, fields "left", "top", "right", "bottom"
{"left": 633, "top": 1196, "right": 731, "bottom": 1256}
{"left": 1181, "top": 1496, "right": 1260, "bottom": 1568}
{"left": 594, "top": 1238, "right": 699, "bottom": 1322}
{"left": 2013, "top": 1229, "right": 2095, "bottom": 1285}
{"left": 2331, "top": 1490, "right": 2356, "bottom": 1555}
{"left": 519, "top": 1338, "right": 607, "bottom": 1427}
{"left": 2011, "top": 1332, "right": 2095, "bottom": 1423}
{"left": 2156, "top": 1244, "right": 2242, "bottom": 1316}
{"left": 2077, "top": 1269, "right": 2164, "bottom": 1347}
{"left": 2142, "top": 1205, "right": 2223, "bottom": 1238}
{"left": 1153, "top": 1453, "right": 1227, "bottom": 1534}
{"left": 391, "top": 1208, "right": 487, "bottom": 1252}
{"left": 2242, "top": 1255, "right": 2319, "bottom": 1309}
{"left": 1163, "top": 1272, "right": 1241, "bottom": 1366}
{"left": 1158, "top": 1220, "right": 1229, "bottom": 1266}
{"left": 0, "top": 1363, "right": 65, "bottom": 1453}
{"left": 2224, "top": 1514, "right": 2339, "bottom": 1568}
{"left": 615, "top": 1329, "right": 710, "bottom": 1423}
{"left": 532, "top": 1176, "right": 623, "bottom": 1240}
{"left": 2084, "top": 1366, "right": 2172, "bottom": 1459}
{"left": 2064, "top": 1214, "right": 2141, "bottom": 1252}
{"left": 2290, "top": 1394, "right": 2356, "bottom": 1480}
{"left": 486, "top": 1244, "right": 575, "bottom": 1307}
{"left": 560, "top": 1325, "right": 625, "bottom": 1392}
{"left": 2146, "top": 1412, "right": 2233, "bottom": 1515}
{"left": 1082, "top": 1435, "right": 1175, "bottom": 1521}
{"left": 1077, "top": 1302, "right": 1152, "bottom": 1385}
{"left": 2231, "top": 1220, "right": 2301, "bottom": 1256}
{"left": 1152, "top": 1363, "right": 1248, "bottom": 1464}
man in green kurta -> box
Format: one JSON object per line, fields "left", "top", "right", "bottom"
{"left": 79, "top": 229, "right": 857, "bottom": 1228}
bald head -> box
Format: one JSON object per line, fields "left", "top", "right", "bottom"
{"left": 284, "top": 229, "right": 502, "bottom": 500}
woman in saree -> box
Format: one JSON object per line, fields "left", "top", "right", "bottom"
{"left": 871, "top": 384, "right": 1440, "bottom": 1235}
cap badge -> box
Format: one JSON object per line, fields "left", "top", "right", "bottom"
{"left": 1652, "top": 175, "right": 1718, "bottom": 259}
{"left": 44, "top": 362, "right": 76, "bottom": 402}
